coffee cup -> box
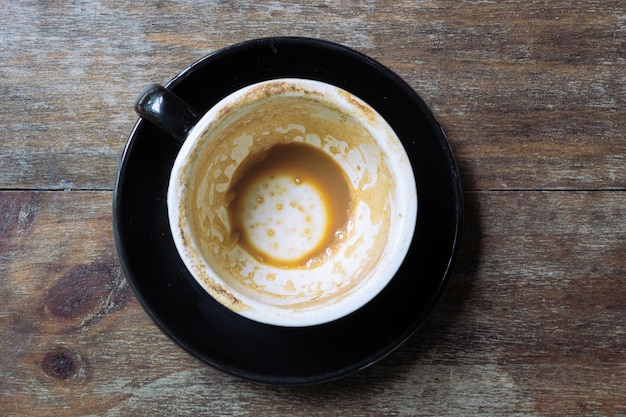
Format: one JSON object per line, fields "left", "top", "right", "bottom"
{"left": 135, "top": 78, "right": 417, "bottom": 327}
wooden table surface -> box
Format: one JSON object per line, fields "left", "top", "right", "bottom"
{"left": 2, "top": 1, "right": 625, "bottom": 416}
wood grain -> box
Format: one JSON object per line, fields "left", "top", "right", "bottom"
{"left": 1, "top": 1, "right": 624, "bottom": 191}
{"left": 1, "top": 0, "right": 625, "bottom": 415}
{"left": 1, "top": 190, "right": 625, "bottom": 415}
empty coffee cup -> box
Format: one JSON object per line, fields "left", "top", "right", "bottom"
{"left": 136, "top": 78, "right": 417, "bottom": 326}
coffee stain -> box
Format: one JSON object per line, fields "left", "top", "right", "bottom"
{"left": 283, "top": 279, "right": 296, "bottom": 293}
{"left": 338, "top": 89, "right": 379, "bottom": 126}
{"left": 226, "top": 142, "right": 354, "bottom": 269}
{"left": 203, "top": 277, "right": 247, "bottom": 311}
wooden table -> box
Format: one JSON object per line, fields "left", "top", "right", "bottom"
{"left": 1, "top": 2, "right": 624, "bottom": 415}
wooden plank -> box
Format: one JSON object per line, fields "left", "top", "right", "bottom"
{"left": 1, "top": 0, "right": 625, "bottom": 415}
{"left": 1, "top": 189, "right": 625, "bottom": 415}
{"left": 1, "top": 1, "right": 624, "bottom": 191}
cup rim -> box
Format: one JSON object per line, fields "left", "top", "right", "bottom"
{"left": 168, "top": 78, "right": 418, "bottom": 326}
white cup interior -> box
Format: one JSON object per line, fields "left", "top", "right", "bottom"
{"left": 168, "top": 78, "right": 417, "bottom": 326}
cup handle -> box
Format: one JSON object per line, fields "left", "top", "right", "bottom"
{"left": 134, "top": 84, "right": 201, "bottom": 144}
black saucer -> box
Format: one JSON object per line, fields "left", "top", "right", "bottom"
{"left": 113, "top": 37, "right": 463, "bottom": 385}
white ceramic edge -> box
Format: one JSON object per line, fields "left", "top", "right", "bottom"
{"left": 168, "top": 78, "right": 417, "bottom": 327}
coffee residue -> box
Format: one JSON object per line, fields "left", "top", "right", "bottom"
{"left": 227, "top": 142, "right": 353, "bottom": 269}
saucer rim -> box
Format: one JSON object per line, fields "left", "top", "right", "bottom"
{"left": 113, "top": 36, "right": 463, "bottom": 385}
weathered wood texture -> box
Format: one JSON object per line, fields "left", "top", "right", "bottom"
{"left": 1, "top": 0, "right": 625, "bottom": 416}
{"left": 1, "top": 190, "right": 625, "bottom": 415}
{"left": 1, "top": 1, "right": 624, "bottom": 191}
